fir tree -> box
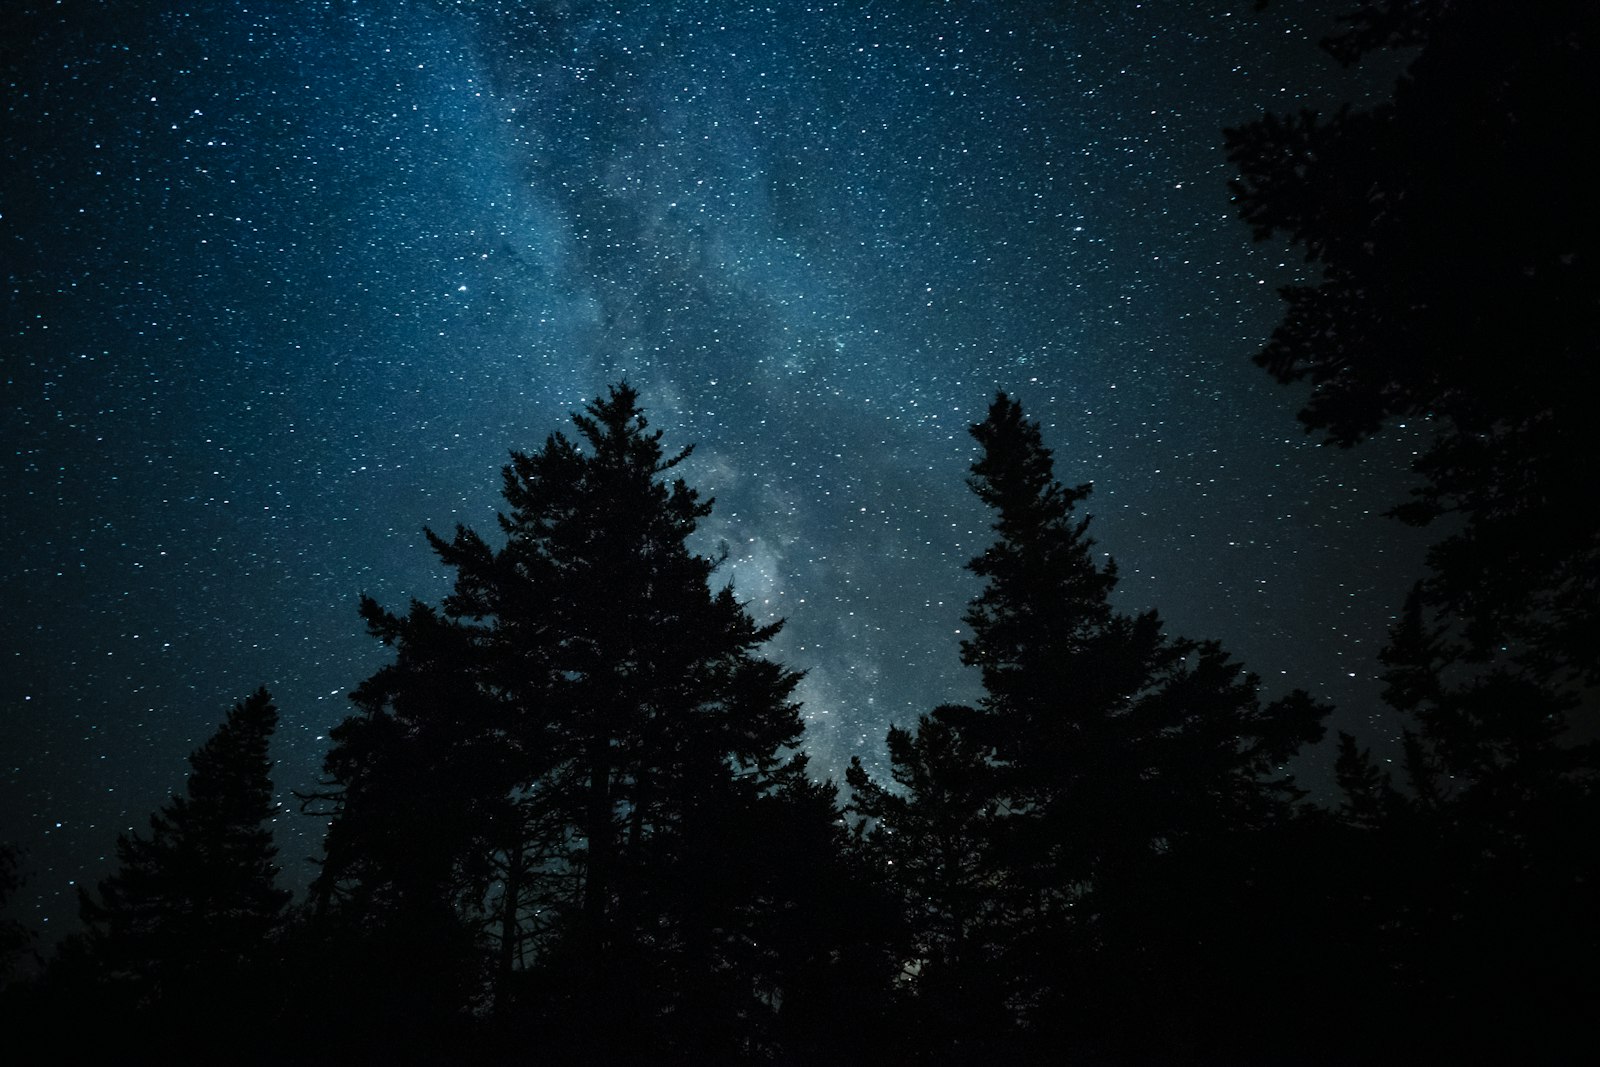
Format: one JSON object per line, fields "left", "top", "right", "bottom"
{"left": 79, "top": 687, "right": 288, "bottom": 1004}
{"left": 962, "top": 394, "right": 1324, "bottom": 884}
{"left": 1225, "top": 0, "right": 1598, "bottom": 684}
{"left": 852, "top": 394, "right": 1327, "bottom": 1058}
{"left": 845, "top": 704, "right": 1011, "bottom": 1061}
{"left": 310, "top": 383, "right": 833, "bottom": 1057}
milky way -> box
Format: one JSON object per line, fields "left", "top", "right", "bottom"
{"left": 3, "top": 0, "right": 1426, "bottom": 937}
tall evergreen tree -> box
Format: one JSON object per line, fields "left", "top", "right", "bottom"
{"left": 1225, "top": 0, "right": 1597, "bottom": 684}
{"left": 78, "top": 687, "right": 288, "bottom": 1005}
{"left": 852, "top": 395, "right": 1327, "bottom": 1059}
{"left": 1230, "top": 8, "right": 1600, "bottom": 1053}
{"left": 310, "top": 383, "right": 841, "bottom": 1057}
{"left": 964, "top": 393, "right": 1324, "bottom": 877}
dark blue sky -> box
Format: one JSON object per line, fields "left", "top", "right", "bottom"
{"left": 3, "top": 0, "right": 1427, "bottom": 939}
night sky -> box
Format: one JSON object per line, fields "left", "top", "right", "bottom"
{"left": 4, "top": 0, "right": 1429, "bottom": 940}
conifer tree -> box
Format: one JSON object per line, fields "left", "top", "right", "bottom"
{"left": 1225, "top": 0, "right": 1597, "bottom": 684}
{"left": 79, "top": 687, "right": 288, "bottom": 1002}
{"left": 963, "top": 393, "right": 1323, "bottom": 884}
{"left": 311, "top": 384, "right": 831, "bottom": 1055}
{"left": 852, "top": 395, "right": 1327, "bottom": 1056}
{"left": 847, "top": 706, "right": 999, "bottom": 980}
{"left": 845, "top": 704, "right": 1010, "bottom": 1060}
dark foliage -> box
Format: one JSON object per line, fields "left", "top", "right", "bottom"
{"left": 303, "top": 383, "right": 890, "bottom": 1061}
{"left": 4, "top": 371, "right": 1591, "bottom": 1062}
{"left": 11, "top": 689, "right": 290, "bottom": 1061}
{"left": 1312, "top": 584, "right": 1600, "bottom": 1061}
{"left": 1231, "top": 4, "right": 1600, "bottom": 1058}
{"left": 78, "top": 687, "right": 289, "bottom": 994}
{"left": 850, "top": 393, "right": 1329, "bottom": 1062}
{"left": 16, "top": 57, "right": 1600, "bottom": 1036}
{"left": 1226, "top": 0, "right": 1598, "bottom": 682}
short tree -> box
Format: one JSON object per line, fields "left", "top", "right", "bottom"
{"left": 79, "top": 687, "right": 288, "bottom": 1002}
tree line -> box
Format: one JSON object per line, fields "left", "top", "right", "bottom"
{"left": 3, "top": 1, "right": 1594, "bottom": 1062}
{"left": 2, "top": 376, "right": 1591, "bottom": 1064}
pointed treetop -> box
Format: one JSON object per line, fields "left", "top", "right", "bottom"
{"left": 962, "top": 393, "right": 1119, "bottom": 679}
{"left": 967, "top": 393, "right": 1086, "bottom": 534}
{"left": 570, "top": 381, "right": 694, "bottom": 476}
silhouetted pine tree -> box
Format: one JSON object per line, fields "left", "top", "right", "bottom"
{"left": 852, "top": 394, "right": 1328, "bottom": 1060}
{"left": 0, "top": 844, "right": 32, "bottom": 991}
{"left": 1225, "top": 0, "right": 1598, "bottom": 685}
{"left": 1320, "top": 583, "right": 1600, "bottom": 1060}
{"left": 845, "top": 704, "right": 1011, "bottom": 1061}
{"left": 70, "top": 687, "right": 288, "bottom": 1049}
{"left": 309, "top": 383, "right": 853, "bottom": 1061}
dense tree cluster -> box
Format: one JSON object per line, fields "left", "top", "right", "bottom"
{"left": 1226, "top": 0, "right": 1597, "bottom": 683}
{"left": 1221, "top": 1, "right": 1599, "bottom": 1058}
{"left": 295, "top": 384, "right": 891, "bottom": 1062}
{"left": 4, "top": 2, "right": 1595, "bottom": 1061}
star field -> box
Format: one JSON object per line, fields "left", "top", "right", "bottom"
{"left": 3, "top": 0, "right": 1427, "bottom": 939}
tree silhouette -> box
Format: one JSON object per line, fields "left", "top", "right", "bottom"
{"left": 72, "top": 694, "right": 289, "bottom": 1036}
{"left": 851, "top": 394, "right": 1328, "bottom": 1059}
{"left": 1230, "top": 8, "right": 1600, "bottom": 1053}
{"left": 845, "top": 703, "right": 1010, "bottom": 1062}
{"left": 309, "top": 383, "right": 849, "bottom": 1058}
{"left": 0, "top": 844, "right": 33, "bottom": 991}
{"left": 1225, "top": 0, "right": 1598, "bottom": 683}
{"left": 1327, "top": 582, "right": 1600, "bottom": 1059}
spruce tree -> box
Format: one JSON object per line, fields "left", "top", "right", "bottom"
{"left": 79, "top": 687, "right": 288, "bottom": 1003}
{"left": 852, "top": 395, "right": 1327, "bottom": 1057}
{"left": 311, "top": 383, "right": 826, "bottom": 1055}
{"left": 962, "top": 394, "right": 1324, "bottom": 889}
{"left": 1224, "top": 0, "right": 1597, "bottom": 684}
{"left": 845, "top": 704, "right": 1010, "bottom": 1060}
{"left": 846, "top": 706, "right": 999, "bottom": 980}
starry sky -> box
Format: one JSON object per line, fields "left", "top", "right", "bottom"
{"left": 4, "top": 0, "right": 1429, "bottom": 939}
